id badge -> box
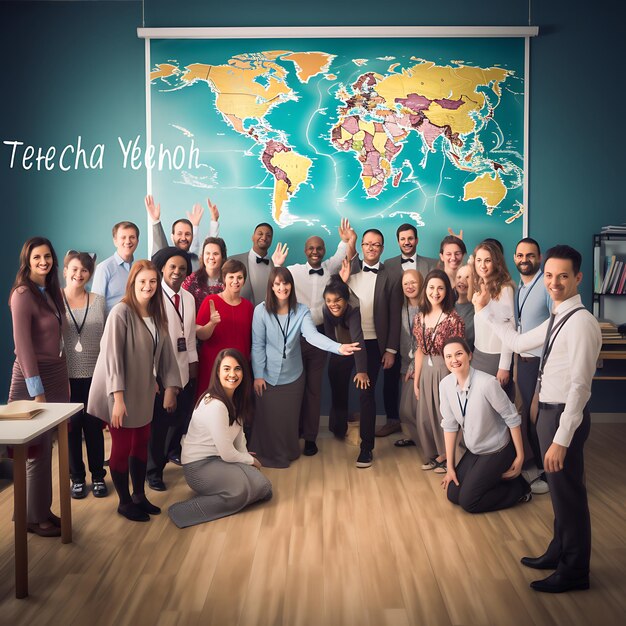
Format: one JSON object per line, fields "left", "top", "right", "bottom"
{"left": 177, "top": 337, "right": 187, "bottom": 352}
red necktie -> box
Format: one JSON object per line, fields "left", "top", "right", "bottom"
{"left": 173, "top": 293, "right": 180, "bottom": 310}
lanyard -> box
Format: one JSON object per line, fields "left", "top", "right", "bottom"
{"left": 166, "top": 291, "right": 185, "bottom": 335}
{"left": 421, "top": 310, "right": 444, "bottom": 355}
{"left": 516, "top": 271, "right": 542, "bottom": 325}
{"left": 274, "top": 312, "right": 291, "bottom": 359}
{"left": 141, "top": 318, "right": 159, "bottom": 362}
{"left": 456, "top": 391, "right": 469, "bottom": 417}
{"left": 63, "top": 291, "right": 90, "bottom": 337}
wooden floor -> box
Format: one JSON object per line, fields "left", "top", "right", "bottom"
{"left": 1, "top": 422, "right": 625, "bottom": 626}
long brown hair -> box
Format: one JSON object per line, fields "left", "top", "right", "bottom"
{"left": 121, "top": 260, "right": 167, "bottom": 330}
{"left": 264, "top": 266, "right": 297, "bottom": 314}
{"left": 198, "top": 348, "right": 254, "bottom": 426}
{"left": 418, "top": 269, "right": 455, "bottom": 314}
{"left": 10, "top": 236, "right": 64, "bottom": 311}
{"left": 196, "top": 236, "right": 227, "bottom": 284}
{"left": 472, "top": 240, "right": 515, "bottom": 300}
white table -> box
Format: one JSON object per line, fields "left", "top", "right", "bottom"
{"left": 0, "top": 403, "right": 83, "bottom": 598}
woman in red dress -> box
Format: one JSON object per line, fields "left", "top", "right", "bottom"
{"left": 195, "top": 259, "right": 254, "bottom": 399}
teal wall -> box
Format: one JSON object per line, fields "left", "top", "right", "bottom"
{"left": 2, "top": 1, "right": 624, "bottom": 405}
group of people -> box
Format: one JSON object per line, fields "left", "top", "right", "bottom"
{"left": 8, "top": 195, "right": 601, "bottom": 593}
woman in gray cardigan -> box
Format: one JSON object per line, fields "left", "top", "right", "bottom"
{"left": 88, "top": 260, "right": 181, "bottom": 522}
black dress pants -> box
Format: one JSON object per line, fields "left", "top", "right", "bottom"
{"left": 382, "top": 354, "right": 401, "bottom": 422}
{"left": 299, "top": 333, "right": 328, "bottom": 442}
{"left": 536, "top": 404, "right": 591, "bottom": 577}
{"left": 516, "top": 355, "right": 543, "bottom": 469}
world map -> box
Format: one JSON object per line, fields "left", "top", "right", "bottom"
{"left": 149, "top": 38, "right": 524, "bottom": 256}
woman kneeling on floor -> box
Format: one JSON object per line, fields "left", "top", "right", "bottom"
{"left": 169, "top": 348, "right": 272, "bottom": 528}
{"left": 439, "top": 336, "right": 531, "bottom": 513}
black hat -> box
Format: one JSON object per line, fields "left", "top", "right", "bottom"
{"left": 151, "top": 246, "right": 192, "bottom": 278}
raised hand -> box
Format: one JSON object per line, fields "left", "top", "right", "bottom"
{"left": 207, "top": 197, "right": 219, "bottom": 222}
{"left": 338, "top": 217, "right": 352, "bottom": 242}
{"left": 472, "top": 282, "right": 490, "bottom": 312}
{"left": 145, "top": 195, "right": 161, "bottom": 221}
{"left": 187, "top": 202, "right": 204, "bottom": 227}
{"left": 271, "top": 242, "right": 289, "bottom": 267}
{"left": 209, "top": 299, "right": 221, "bottom": 326}
{"left": 339, "top": 256, "right": 351, "bottom": 283}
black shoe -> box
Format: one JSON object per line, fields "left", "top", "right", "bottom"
{"left": 117, "top": 503, "right": 150, "bottom": 522}
{"left": 356, "top": 450, "right": 373, "bottom": 468}
{"left": 71, "top": 481, "right": 87, "bottom": 499}
{"left": 521, "top": 554, "right": 559, "bottom": 570}
{"left": 132, "top": 494, "right": 161, "bottom": 515}
{"left": 148, "top": 477, "right": 167, "bottom": 492}
{"left": 168, "top": 453, "right": 182, "bottom": 466}
{"left": 303, "top": 440, "right": 318, "bottom": 456}
{"left": 530, "top": 572, "right": 589, "bottom": 593}
{"left": 92, "top": 481, "right": 109, "bottom": 498}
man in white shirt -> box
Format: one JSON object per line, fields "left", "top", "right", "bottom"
{"left": 229, "top": 223, "right": 275, "bottom": 305}
{"left": 513, "top": 238, "right": 552, "bottom": 495}
{"left": 145, "top": 195, "right": 220, "bottom": 271}
{"left": 476, "top": 244, "right": 601, "bottom": 593}
{"left": 274, "top": 219, "right": 355, "bottom": 455}
{"left": 147, "top": 247, "right": 198, "bottom": 491}
{"left": 347, "top": 229, "right": 403, "bottom": 467}
{"left": 378, "top": 224, "right": 438, "bottom": 437}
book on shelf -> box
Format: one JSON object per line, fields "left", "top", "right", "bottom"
{"left": 0, "top": 400, "right": 45, "bottom": 420}
{"left": 599, "top": 254, "right": 626, "bottom": 294}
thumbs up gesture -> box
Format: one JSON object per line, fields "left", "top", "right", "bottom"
{"left": 209, "top": 299, "right": 221, "bottom": 326}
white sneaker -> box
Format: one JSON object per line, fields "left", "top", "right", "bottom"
{"left": 530, "top": 479, "right": 550, "bottom": 495}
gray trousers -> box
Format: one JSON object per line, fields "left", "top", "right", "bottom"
{"left": 168, "top": 456, "right": 272, "bottom": 528}
{"left": 26, "top": 431, "right": 53, "bottom": 524}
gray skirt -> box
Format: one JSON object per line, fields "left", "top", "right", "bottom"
{"left": 249, "top": 372, "right": 305, "bottom": 469}
{"left": 472, "top": 348, "right": 514, "bottom": 401}
{"left": 399, "top": 377, "right": 418, "bottom": 442}
{"left": 168, "top": 456, "right": 272, "bottom": 528}
{"left": 415, "top": 354, "right": 450, "bottom": 460}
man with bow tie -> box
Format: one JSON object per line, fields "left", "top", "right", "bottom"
{"left": 273, "top": 219, "right": 355, "bottom": 456}
{"left": 376, "top": 224, "right": 438, "bottom": 438}
{"left": 346, "top": 229, "right": 403, "bottom": 467}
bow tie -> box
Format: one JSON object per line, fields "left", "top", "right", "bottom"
{"left": 363, "top": 265, "right": 378, "bottom": 274}
{"left": 309, "top": 268, "right": 324, "bottom": 276}
{"left": 401, "top": 257, "right": 415, "bottom": 264}
{"left": 256, "top": 257, "right": 270, "bottom": 265}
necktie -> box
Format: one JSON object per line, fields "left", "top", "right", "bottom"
{"left": 256, "top": 257, "right": 269, "bottom": 265}
{"left": 401, "top": 257, "right": 414, "bottom": 264}
{"left": 173, "top": 293, "right": 180, "bottom": 310}
{"left": 309, "top": 268, "right": 324, "bottom": 276}
{"left": 363, "top": 265, "right": 378, "bottom": 274}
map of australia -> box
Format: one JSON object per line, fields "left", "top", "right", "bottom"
{"left": 149, "top": 41, "right": 524, "bottom": 241}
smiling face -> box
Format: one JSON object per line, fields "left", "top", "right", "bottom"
{"left": 203, "top": 243, "right": 223, "bottom": 274}
{"left": 455, "top": 265, "right": 471, "bottom": 296}
{"left": 402, "top": 270, "right": 421, "bottom": 301}
{"left": 514, "top": 242, "right": 541, "bottom": 277}
{"left": 162, "top": 255, "right": 188, "bottom": 292}
{"left": 443, "top": 342, "right": 472, "bottom": 377}
{"left": 304, "top": 236, "right": 326, "bottom": 269}
{"left": 440, "top": 243, "right": 464, "bottom": 272}
{"left": 426, "top": 277, "right": 446, "bottom": 308}
{"left": 218, "top": 355, "right": 243, "bottom": 397}
{"left": 361, "top": 231, "right": 384, "bottom": 265}
{"left": 474, "top": 247, "right": 495, "bottom": 281}
{"left": 134, "top": 268, "right": 158, "bottom": 306}
{"left": 324, "top": 292, "right": 348, "bottom": 318}
{"left": 64, "top": 258, "right": 91, "bottom": 290}
{"left": 114, "top": 226, "right": 138, "bottom": 262}
{"left": 223, "top": 271, "right": 245, "bottom": 297}
{"left": 272, "top": 276, "right": 292, "bottom": 302}
{"left": 397, "top": 229, "right": 417, "bottom": 258}
{"left": 252, "top": 225, "right": 273, "bottom": 256}
{"left": 29, "top": 245, "right": 53, "bottom": 284}
{"left": 544, "top": 257, "right": 581, "bottom": 304}
{"left": 171, "top": 221, "right": 193, "bottom": 252}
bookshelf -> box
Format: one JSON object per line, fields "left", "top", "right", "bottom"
{"left": 593, "top": 232, "right": 626, "bottom": 380}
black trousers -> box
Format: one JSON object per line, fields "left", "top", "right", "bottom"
{"left": 447, "top": 440, "right": 528, "bottom": 513}
{"left": 536, "top": 404, "right": 591, "bottom": 577}
{"left": 327, "top": 339, "right": 381, "bottom": 452}
{"left": 147, "top": 380, "right": 194, "bottom": 480}
{"left": 68, "top": 377, "right": 105, "bottom": 483}
{"left": 516, "top": 355, "right": 543, "bottom": 469}
{"left": 382, "top": 353, "right": 401, "bottom": 422}
{"left": 299, "top": 332, "right": 328, "bottom": 441}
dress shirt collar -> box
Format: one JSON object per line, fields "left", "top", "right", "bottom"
{"left": 161, "top": 280, "right": 180, "bottom": 298}
{"left": 552, "top": 293, "right": 583, "bottom": 316}
{"left": 401, "top": 256, "right": 415, "bottom": 263}
{"left": 305, "top": 262, "right": 324, "bottom": 274}
{"left": 249, "top": 248, "right": 269, "bottom": 263}
{"left": 362, "top": 261, "right": 381, "bottom": 271}
{"left": 454, "top": 366, "right": 474, "bottom": 393}
{"left": 113, "top": 251, "right": 133, "bottom": 267}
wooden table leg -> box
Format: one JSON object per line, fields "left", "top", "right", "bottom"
{"left": 13, "top": 444, "right": 28, "bottom": 599}
{"left": 56, "top": 420, "right": 72, "bottom": 544}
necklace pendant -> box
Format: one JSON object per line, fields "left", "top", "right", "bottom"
{"left": 75, "top": 340, "right": 83, "bottom": 353}
{"left": 428, "top": 355, "right": 433, "bottom": 366}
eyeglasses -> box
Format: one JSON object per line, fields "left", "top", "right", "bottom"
{"left": 361, "top": 242, "right": 383, "bottom": 249}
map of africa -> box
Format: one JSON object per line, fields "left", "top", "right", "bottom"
{"left": 149, "top": 38, "right": 525, "bottom": 257}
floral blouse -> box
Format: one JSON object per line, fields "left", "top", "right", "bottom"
{"left": 182, "top": 272, "right": 224, "bottom": 313}
{"left": 413, "top": 309, "right": 465, "bottom": 356}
